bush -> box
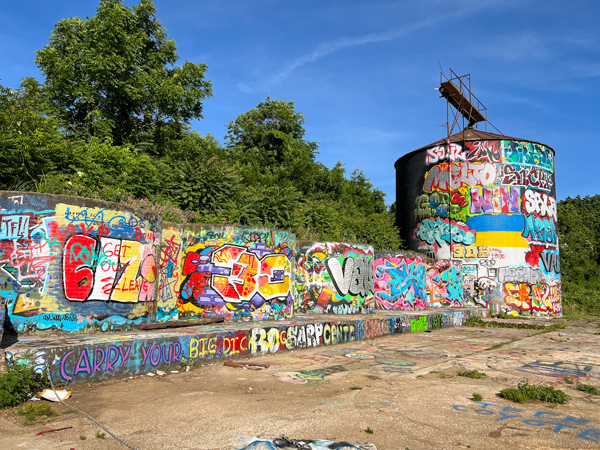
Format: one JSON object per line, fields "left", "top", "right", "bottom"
{"left": 457, "top": 368, "right": 486, "bottom": 379}
{"left": 577, "top": 383, "right": 599, "bottom": 395}
{"left": 0, "top": 365, "right": 49, "bottom": 409}
{"left": 500, "top": 381, "right": 570, "bottom": 404}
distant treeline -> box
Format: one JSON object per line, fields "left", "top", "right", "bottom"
{"left": 557, "top": 195, "right": 600, "bottom": 314}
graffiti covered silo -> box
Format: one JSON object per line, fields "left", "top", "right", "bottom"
{"left": 395, "top": 128, "right": 561, "bottom": 316}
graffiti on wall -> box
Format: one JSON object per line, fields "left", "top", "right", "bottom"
{"left": 0, "top": 193, "right": 160, "bottom": 332}
{"left": 16, "top": 310, "right": 475, "bottom": 383}
{"left": 295, "top": 242, "right": 374, "bottom": 314}
{"left": 160, "top": 226, "right": 296, "bottom": 322}
{"left": 374, "top": 252, "right": 427, "bottom": 310}
{"left": 426, "top": 259, "right": 466, "bottom": 307}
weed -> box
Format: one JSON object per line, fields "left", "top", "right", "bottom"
{"left": 350, "top": 386, "right": 362, "bottom": 390}
{"left": 457, "top": 368, "right": 486, "bottom": 379}
{"left": 463, "top": 316, "right": 567, "bottom": 333}
{"left": 178, "top": 355, "right": 199, "bottom": 369}
{"left": 563, "top": 376, "right": 574, "bottom": 385}
{"left": 80, "top": 435, "right": 87, "bottom": 440}
{"left": 471, "top": 393, "right": 483, "bottom": 401}
{"left": 365, "top": 427, "right": 374, "bottom": 434}
{"left": 487, "top": 343, "right": 506, "bottom": 350}
{"left": 0, "top": 364, "right": 49, "bottom": 409}
{"left": 160, "top": 363, "right": 178, "bottom": 373}
{"left": 439, "top": 373, "right": 453, "bottom": 379}
{"left": 416, "top": 375, "right": 423, "bottom": 378}
{"left": 576, "top": 383, "right": 599, "bottom": 395}
{"left": 96, "top": 431, "right": 106, "bottom": 439}
{"left": 18, "top": 402, "right": 57, "bottom": 425}
{"left": 500, "top": 380, "right": 570, "bottom": 404}
{"left": 62, "top": 408, "right": 77, "bottom": 414}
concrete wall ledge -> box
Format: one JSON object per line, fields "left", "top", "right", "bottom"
{"left": 3, "top": 308, "right": 486, "bottom": 384}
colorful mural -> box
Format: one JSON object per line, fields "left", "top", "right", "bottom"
{"left": 373, "top": 251, "right": 427, "bottom": 310}
{"left": 426, "top": 258, "right": 466, "bottom": 307}
{"left": 6, "top": 310, "right": 474, "bottom": 383}
{"left": 395, "top": 135, "right": 561, "bottom": 316}
{"left": 295, "top": 241, "right": 374, "bottom": 314}
{"left": 0, "top": 190, "right": 485, "bottom": 334}
{"left": 0, "top": 192, "right": 160, "bottom": 333}
{"left": 160, "top": 223, "right": 296, "bottom": 322}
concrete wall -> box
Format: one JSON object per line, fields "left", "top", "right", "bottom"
{"left": 426, "top": 258, "right": 466, "bottom": 307}
{"left": 373, "top": 251, "right": 427, "bottom": 310}
{"left": 7, "top": 309, "right": 475, "bottom": 383}
{"left": 158, "top": 223, "right": 296, "bottom": 322}
{"left": 295, "top": 241, "right": 374, "bottom": 314}
{"left": 395, "top": 139, "right": 561, "bottom": 316}
{"left": 0, "top": 191, "right": 486, "bottom": 334}
{"left": 0, "top": 192, "right": 160, "bottom": 333}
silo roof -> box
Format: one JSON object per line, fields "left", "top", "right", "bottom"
{"left": 394, "top": 128, "right": 554, "bottom": 168}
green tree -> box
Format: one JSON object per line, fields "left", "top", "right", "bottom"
{"left": 225, "top": 96, "right": 318, "bottom": 189}
{"left": 0, "top": 78, "right": 70, "bottom": 191}
{"left": 35, "top": 0, "right": 212, "bottom": 148}
{"left": 223, "top": 97, "right": 402, "bottom": 250}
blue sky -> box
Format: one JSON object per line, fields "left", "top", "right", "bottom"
{"left": 1, "top": 0, "right": 599, "bottom": 205}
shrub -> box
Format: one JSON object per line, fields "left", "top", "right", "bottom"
{"left": 500, "top": 381, "right": 570, "bottom": 404}
{"left": 576, "top": 383, "right": 599, "bottom": 395}
{"left": 457, "top": 368, "right": 486, "bottom": 379}
{"left": 0, "top": 364, "right": 49, "bottom": 409}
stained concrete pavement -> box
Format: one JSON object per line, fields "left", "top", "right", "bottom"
{"left": 1, "top": 318, "right": 599, "bottom": 450}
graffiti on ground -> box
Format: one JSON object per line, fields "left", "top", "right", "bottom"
{"left": 452, "top": 402, "right": 600, "bottom": 442}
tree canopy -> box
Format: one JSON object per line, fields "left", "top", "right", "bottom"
{"left": 0, "top": 0, "right": 401, "bottom": 250}
{"left": 35, "top": 0, "right": 212, "bottom": 147}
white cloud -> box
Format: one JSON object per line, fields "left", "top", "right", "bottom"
{"left": 267, "top": 0, "right": 503, "bottom": 85}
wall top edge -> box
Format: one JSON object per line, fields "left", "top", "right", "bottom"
{"left": 0, "top": 190, "right": 162, "bottom": 224}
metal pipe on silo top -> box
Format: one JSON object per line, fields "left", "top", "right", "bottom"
{"left": 394, "top": 129, "right": 561, "bottom": 317}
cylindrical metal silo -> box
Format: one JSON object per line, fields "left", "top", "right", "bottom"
{"left": 395, "top": 128, "right": 561, "bottom": 316}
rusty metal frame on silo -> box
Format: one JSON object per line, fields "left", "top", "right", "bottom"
{"left": 438, "top": 68, "right": 489, "bottom": 263}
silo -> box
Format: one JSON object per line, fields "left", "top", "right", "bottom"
{"left": 394, "top": 128, "right": 561, "bottom": 316}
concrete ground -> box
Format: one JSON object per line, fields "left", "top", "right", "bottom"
{"left": 1, "top": 318, "right": 599, "bottom": 450}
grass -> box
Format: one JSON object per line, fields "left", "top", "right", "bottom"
{"left": 457, "top": 368, "right": 486, "bottom": 379}
{"left": 471, "top": 393, "right": 483, "bottom": 401}
{"left": 576, "top": 383, "right": 599, "bottom": 395}
{"left": 500, "top": 381, "right": 570, "bottom": 404}
{"left": 486, "top": 341, "right": 514, "bottom": 350}
{"left": 439, "top": 373, "right": 453, "bottom": 379}
{"left": 463, "top": 315, "right": 567, "bottom": 333}
{"left": 17, "top": 402, "right": 57, "bottom": 425}
{"left": 80, "top": 435, "right": 87, "bottom": 440}
{"left": 563, "top": 376, "right": 575, "bottom": 385}
{"left": 562, "top": 304, "right": 591, "bottom": 321}
{"left": 365, "top": 427, "right": 374, "bottom": 434}
{"left": 350, "top": 386, "right": 363, "bottom": 390}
